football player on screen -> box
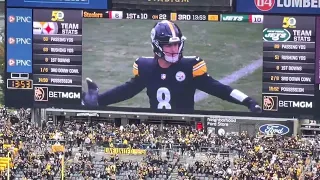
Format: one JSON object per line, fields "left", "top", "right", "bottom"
{"left": 82, "top": 20, "right": 262, "bottom": 113}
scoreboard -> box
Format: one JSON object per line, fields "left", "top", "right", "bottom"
{"left": 82, "top": 10, "right": 264, "bottom": 23}
{"left": 262, "top": 16, "right": 316, "bottom": 115}
{"left": 4, "top": 9, "right": 264, "bottom": 109}
{"left": 5, "top": 8, "right": 320, "bottom": 117}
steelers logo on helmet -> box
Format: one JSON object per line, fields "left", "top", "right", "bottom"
{"left": 151, "top": 20, "right": 186, "bottom": 63}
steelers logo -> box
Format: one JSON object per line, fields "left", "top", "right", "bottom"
{"left": 175, "top": 71, "right": 186, "bottom": 82}
{"left": 43, "top": 22, "right": 58, "bottom": 34}
{"left": 33, "top": 22, "right": 59, "bottom": 35}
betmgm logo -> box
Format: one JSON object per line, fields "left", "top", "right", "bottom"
{"left": 34, "top": 87, "right": 48, "bottom": 102}
{"left": 279, "top": 100, "right": 312, "bottom": 109}
{"left": 263, "top": 96, "right": 278, "bottom": 111}
{"left": 263, "top": 96, "right": 313, "bottom": 111}
{"left": 35, "top": 87, "right": 81, "bottom": 101}
{"left": 49, "top": 91, "right": 81, "bottom": 99}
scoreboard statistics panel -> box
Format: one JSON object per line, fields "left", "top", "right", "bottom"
{"left": 262, "top": 16, "right": 316, "bottom": 115}
{"left": 32, "top": 10, "right": 83, "bottom": 106}
{"left": 5, "top": 8, "right": 83, "bottom": 108}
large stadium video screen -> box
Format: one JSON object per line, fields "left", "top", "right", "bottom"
{"left": 81, "top": 18, "right": 262, "bottom": 113}
{"left": 5, "top": 8, "right": 319, "bottom": 116}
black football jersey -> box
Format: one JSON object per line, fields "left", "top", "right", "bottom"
{"left": 98, "top": 56, "right": 235, "bottom": 111}
{"left": 133, "top": 56, "right": 207, "bottom": 110}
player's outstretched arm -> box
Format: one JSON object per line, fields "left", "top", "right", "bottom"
{"left": 195, "top": 75, "right": 261, "bottom": 112}
{"left": 98, "top": 76, "right": 145, "bottom": 105}
{"left": 82, "top": 59, "right": 148, "bottom": 107}
{"left": 82, "top": 77, "right": 145, "bottom": 107}
{"left": 193, "top": 58, "right": 261, "bottom": 113}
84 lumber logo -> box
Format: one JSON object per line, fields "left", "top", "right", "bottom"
{"left": 254, "top": 0, "right": 320, "bottom": 12}
{"left": 255, "top": 0, "right": 275, "bottom": 11}
{"left": 263, "top": 28, "right": 291, "bottom": 42}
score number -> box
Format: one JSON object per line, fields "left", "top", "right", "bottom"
{"left": 7, "top": 79, "right": 33, "bottom": 89}
{"left": 250, "top": 15, "right": 264, "bottom": 24}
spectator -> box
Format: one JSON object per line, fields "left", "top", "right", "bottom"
{"left": 0, "top": 108, "right": 319, "bottom": 179}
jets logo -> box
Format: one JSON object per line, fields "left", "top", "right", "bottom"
{"left": 254, "top": 0, "right": 275, "bottom": 11}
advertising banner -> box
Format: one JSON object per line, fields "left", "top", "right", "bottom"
{"left": 7, "top": 0, "right": 108, "bottom": 9}
{"left": 205, "top": 116, "right": 294, "bottom": 136}
{"left": 105, "top": 148, "right": 147, "bottom": 155}
{"left": 237, "top": 0, "right": 320, "bottom": 14}
{"left": 6, "top": 8, "right": 33, "bottom": 73}
{"left": 112, "top": 0, "right": 232, "bottom": 11}
{"left": 258, "top": 124, "right": 290, "bottom": 136}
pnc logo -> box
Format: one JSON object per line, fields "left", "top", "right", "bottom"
{"left": 8, "top": 37, "right": 15, "bottom": 44}
{"left": 8, "top": 16, "right": 15, "bottom": 23}
{"left": 8, "top": 59, "right": 15, "bottom": 66}
{"left": 254, "top": 0, "right": 275, "bottom": 11}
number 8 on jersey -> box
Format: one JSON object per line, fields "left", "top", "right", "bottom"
{"left": 157, "top": 87, "right": 171, "bottom": 109}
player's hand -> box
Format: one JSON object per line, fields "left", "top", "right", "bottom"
{"left": 245, "top": 97, "right": 262, "bottom": 113}
{"left": 81, "top": 78, "right": 99, "bottom": 107}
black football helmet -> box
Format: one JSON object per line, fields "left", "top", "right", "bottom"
{"left": 151, "top": 20, "right": 186, "bottom": 63}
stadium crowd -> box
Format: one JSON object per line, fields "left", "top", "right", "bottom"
{"left": 0, "top": 108, "right": 319, "bottom": 179}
